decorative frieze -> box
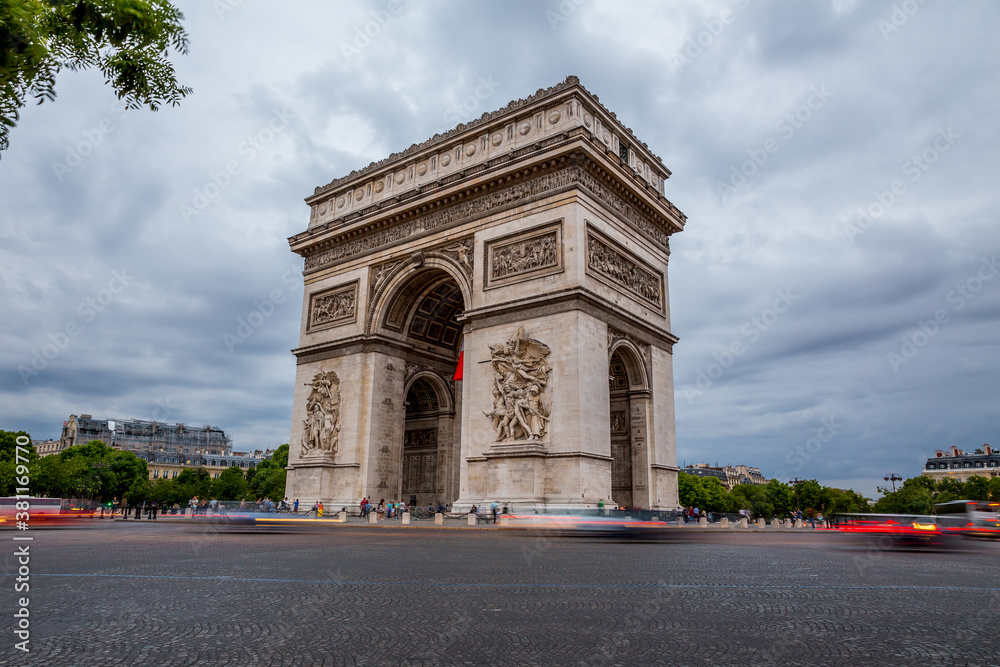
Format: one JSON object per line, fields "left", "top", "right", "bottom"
{"left": 308, "top": 281, "right": 358, "bottom": 331}
{"left": 302, "top": 163, "right": 673, "bottom": 274}
{"left": 484, "top": 221, "right": 563, "bottom": 289}
{"left": 586, "top": 228, "right": 663, "bottom": 311}
{"left": 575, "top": 168, "right": 671, "bottom": 253}
{"left": 404, "top": 428, "right": 437, "bottom": 450}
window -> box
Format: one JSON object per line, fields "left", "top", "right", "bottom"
{"left": 618, "top": 142, "right": 629, "bottom": 163}
{"left": 153, "top": 470, "right": 159, "bottom": 478}
{"left": 172, "top": 470, "right": 178, "bottom": 479}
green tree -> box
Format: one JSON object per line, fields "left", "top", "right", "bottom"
{"left": 0, "top": 0, "right": 191, "bottom": 153}
{"left": 763, "top": 479, "right": 794, "bottom": 517}
{"left": 174, "top": 467, "right": 211, "bottom": 501}
{"left": 677, "top": 472, "right": 706, "bottom": 508}
{"left": 271, "top": 444, "right": 289, "bottom": 469}
{"left": 34, "top": 440, "right": 148, "bottom": 501}
{"left": 873, "top": 476, "right": 934, "bottom": 514}
{"left": 730, "top": 483, "right": 774, "bottom": 519}
{"left": 212, "top": 466, "right": 247, "bottom": 501}
{"left": 0, "top": 429, "right": 35, "bottom": 495}
{"left": 245, "top": 445, "right": 288, "bottom": 501}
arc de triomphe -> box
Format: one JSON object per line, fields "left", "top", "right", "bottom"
{"left": 284, "top": 76, "right": 687, "bottom": 511}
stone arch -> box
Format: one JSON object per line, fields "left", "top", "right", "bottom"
{"left": 404, "top": 370, "right": 454, "bottom": 414}
{"left": 366, "top": 253, "right": 473, "bottom": 338}
{"left": 608, "top": 339, "right": 649, "bottom": 392}
{"left": 608, "top": 339, "right": 650, "bottom": 509}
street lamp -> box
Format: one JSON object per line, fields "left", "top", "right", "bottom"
{"left": 884, "top": 473, "right": 902, "bottom": 514}
{"left": 789, "top": 477, "right": 804, "bottom": 510}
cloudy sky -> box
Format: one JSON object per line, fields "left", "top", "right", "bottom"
{"left": 2, "top": 0, "right": 998, "bottom": 496}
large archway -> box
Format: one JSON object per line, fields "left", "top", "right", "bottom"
{"left": 377, "top": 265, "right": 466, "bottom": 508}
{"left": 608, "top": 342, "right": 649, "bottom": 509}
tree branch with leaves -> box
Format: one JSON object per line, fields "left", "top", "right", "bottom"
{"left": 0, "top": 0, "right": 191, "bottom": 154}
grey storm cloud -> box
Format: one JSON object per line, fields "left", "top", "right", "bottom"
{"left": 1, "top": 0, "right": 998, "bottom": 497}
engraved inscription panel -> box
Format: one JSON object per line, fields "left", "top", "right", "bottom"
{"left": 308, "top": 281, "right": 358, "bottom": 331}
{"left": 586, "top": 227, "right": 663, "bottom": 311}
{"left": 485, "top": 222, "right": 563, "bottom": 289}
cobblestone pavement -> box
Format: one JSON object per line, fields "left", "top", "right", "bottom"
{"left": 3, "top": 523, "right": 999, "bottom": 666}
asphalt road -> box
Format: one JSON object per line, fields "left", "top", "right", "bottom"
{"left": 3, "top": 522, "right": 999, "bottom": 666}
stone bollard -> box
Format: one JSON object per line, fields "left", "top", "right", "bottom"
{"left": 757, "top": 518, "right": 766, "bottom": 528}
{"left": 467, "top": 513, "right": 477, "bottom": 526}
{"left": 740, "top": 517, "right": 749, "bottom": 528}
{"left": 339, "top": 510, "right": 347, "bottom": 522}
{"left": 794, "top": 519, "right": 804, "bottom": 529}
{"left": 499, "top": 515, "right": 509, "bottom": 526}
{"left": 434, "top": 512, "right": 444, "bottom": 525}
{"left": 369, "top": 511, "right": 378, "bottom": 524}
{"left": 698, "top": 516, "right": 708, "bottom": 527}
{"left": 721, "top": 517, "right": 729, "bottom": 527}
{"left": 771, "top": 518, "right": 780, "bottom": 528}
{"left": 401, "top": 512, "right": 410, "bottom": 525}
{"left": 783, "top": 518, "right": 792, "bottom": 529}
{"left": 675, "top": 518, "right": 684, "bottom": 527}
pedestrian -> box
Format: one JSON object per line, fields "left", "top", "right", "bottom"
{"left": 317, "top": 501, "right": 324, "bottom": 518}
{"left": 293, "top": 499, "right": 299, "bottom": 514}
{"left": 491, "top": 501, "right": 500, "bottom": 524}
{"left": 377, "top": 499, "right": 385, "bottom": 517}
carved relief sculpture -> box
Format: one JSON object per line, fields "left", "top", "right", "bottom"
{"left": 301, "top": 370, "right": 342, "bottom": 457}
{"left": 440, "top": 238, "right": 474, "bottom": 277}
{"left": 586, "top": 233, "right": 662, "bottom": 308}
{"left": 491, "top": 231, "right": 557, "bottom": 280}
{"left": 309, "top": 283, "right": 357, "bottom": 330}
{"left": 483, "top": 327, "right": 553, "bottom": 441}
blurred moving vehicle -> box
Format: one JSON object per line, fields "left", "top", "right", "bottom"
{"left": 935, "top": 500, "right": 1000, "bottom": 538}
{"left": 828, "top": 512, "right": 963, "bottom": 548}
{"left": 0, "top": 497, "right": 97, "bottom": 527}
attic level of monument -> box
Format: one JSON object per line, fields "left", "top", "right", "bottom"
{"left": 308, "top": 76, "right": 670, "bottom": 199}
{"left": 291, "top": 77, "right": 685, "bottom": 250}
{"left": 285, "top": 76, "right": 686, "bottom": 512}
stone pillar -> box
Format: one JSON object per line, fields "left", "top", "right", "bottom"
{"left": 648, "top": 345, "right": 679, "bottom": 509}
{"left": 740, "top": 517, "right": 748, "bottom": 528}
{"left": 794, "top": 518, "right": 803, "bottom": 529}
{"left": 630, "top": 393, "right": 653, "bottom": 509}
{"left": 338, "top": 510, "right": 347, "bottom": 522}
{"left": 771, "top": 518, "right": 779, "bottom": 528}
{"left": 720, "top": 517, "right": 729, "bottom": 527}
{"left": 783, "top": 518, "right": 792, "bottom": 529}
{"left": 757, "top": 518, "right": 766, "bottom": 528}
{"left": 434, "top": 512, "right": 443, "bottom": 525}
{"left": 675, "top": 518, "right": 684, "bottom": 527}
{"left": 365, "top": 353, "right": 407, "bottom": 502}
{"left": 467, "top": 513, "right": 477, "bottom": 526}
{"left": 368, "top": 512, "right": 378, "bottom": 524}
{"left": 698, "top": 516, "right": 707, "bottom": 527}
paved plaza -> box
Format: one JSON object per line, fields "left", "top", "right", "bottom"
{"left": 4, "top": 522, "right": 999, "bottom": 666}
